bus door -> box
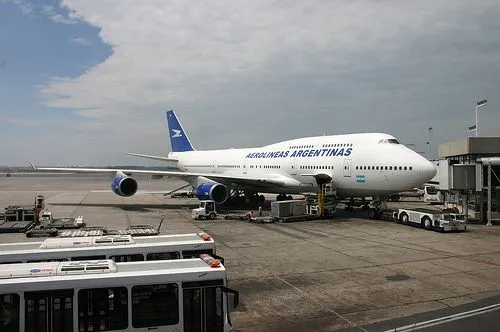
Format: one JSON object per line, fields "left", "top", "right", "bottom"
{"left": 183, "top": 280, "right": 225, "bottom": 332}
{"left": 24, "top": 289, "right": 73, "bottom": 332}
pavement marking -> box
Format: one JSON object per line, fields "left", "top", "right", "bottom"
{"left": 384, "top": 302, "right": 500, "bottom": 331}
{"left": 260, "top": 265, "right": 369, "bottom": 332}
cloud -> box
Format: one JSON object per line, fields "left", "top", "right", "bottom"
{"left": 70, "top": 37, "right": 92, "bottom": 46}
{"left": 1, "top": 1, "right": 80, "bottom": 24}
{"left": 41, "top": 4, "right": 79, "bottom": 24}
{"left": 25, "top": 0, "right": 500, "bottom": 164}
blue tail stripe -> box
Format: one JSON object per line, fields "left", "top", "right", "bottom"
{"left": 165, "top": 110, "right": 195, "bottom": 152}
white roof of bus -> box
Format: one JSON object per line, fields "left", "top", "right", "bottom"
{"left": 0, "top": 233, "right": 214, "bottom": 253}
{"left": 0, "top": 257, "right": 225, "bottom": 282}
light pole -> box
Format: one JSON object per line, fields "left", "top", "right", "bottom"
{"left": 427, "top": 127, "right": 433, "bottom": 160}
{"left": 474, "top": 99, "right": 488, "bottom": 137}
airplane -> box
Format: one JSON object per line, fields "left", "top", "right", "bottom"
{"left": 30, "top": 110, "right": 437, "bottom": 219}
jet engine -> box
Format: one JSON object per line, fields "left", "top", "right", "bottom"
{"left": 111, "top": 175, "right": 138, "bottom": 197}
{"left": 195, "top": 182, "right": 228, "bottom": 204}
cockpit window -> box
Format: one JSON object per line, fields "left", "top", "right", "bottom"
{"left": 378, "top": 138, "right": 400, "bottom": 144}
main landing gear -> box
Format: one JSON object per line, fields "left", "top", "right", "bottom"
{"left": 226, "top": 187, "right": 265, "bottom": 207}
{"left": 276, "top": 193, "right": 293, "bottom": 201}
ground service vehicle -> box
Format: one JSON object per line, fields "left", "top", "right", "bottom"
{"left": 423, "top": 185, "right": 444, "bottom": 204}
{"left": 0, "top": 233, "right": 221, "bottom": 264}
{"left": 395, "top": 208, "right": 466, "bottom": 232}
{"left": 0, "top": 257, "right": 239, "bottom": 331}
{"left": 192, "top": 200, "right": 217, "bottom": 220}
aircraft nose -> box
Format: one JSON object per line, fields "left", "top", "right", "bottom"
{"left": 421, "top": 159, "right": 437, "bottom": 182}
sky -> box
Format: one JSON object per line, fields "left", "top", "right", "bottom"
{"left": 1, "top": 0, "right": 500, "bottom": 166}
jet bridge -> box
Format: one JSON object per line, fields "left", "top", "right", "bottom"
{"left": 438, "top": 137, "right": 500, "bottom": 225}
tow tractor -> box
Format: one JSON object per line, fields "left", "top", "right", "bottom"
{"left": 192, "top": 200, "right": 217, "bottom": 220}
{"left": 394, "top": 208, "right": 466, "bottom": 232}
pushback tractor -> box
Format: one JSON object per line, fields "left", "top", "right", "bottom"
{"left": 0, "top": 256, "right": 239, "bottom": 331}
{"left": 394, "top": 208, "right": 466, "bottom": 232}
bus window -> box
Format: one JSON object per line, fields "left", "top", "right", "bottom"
{"left": 182, "top": 250, "right": 214, "bottom": 259}
{"left": 27, "top": 258, "right": 68, "bottom": 263}
{"left": 71, "top": 255, "right": 106, "bottom": 261}
{"left": 146, "top": 252, "right": 180, "bottom": 261}
{"left": 25, "top": 289, "right": 74, "bottom": 332}
{"left": 0, "top": 294, "right": 19, "bottom": 332}
{"left": 109, "top": 254, "right": 144, "bottom": 262}
{"left": 78, "top": 287, "right": 128, "bottom": 331}
{"left": 132, "top": 284, "right": 179, "bottom": 328}
{"left": 426, "top": 186, "right": 438, "bottom": 195}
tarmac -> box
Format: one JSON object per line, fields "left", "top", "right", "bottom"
{"left": 1, "top": 174, "right": 500, "bottom": 331}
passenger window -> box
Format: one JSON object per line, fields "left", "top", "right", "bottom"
{"left": 27, "top": 258, "right": 68, "bottom": 263}
{"left": 182, "top": 250, "right": 215, "bottom": 259}
{"left": 399, "top": 166, "right": 402, "bottom": 170}
{"left": 410, "top": 166, "right": 413, "bottom": 170}
{"left": 147, "top": 252, "right": 180, "bottom": 260}
{"left": 109, "top": 254, "right": 144, "bottom": 262}
{"left": 389, "top": 166, "right": 392, "bottom": 170}
{"left": 132, "top": 284, "right": 179, "bottom": 328}
{"left": 78, "top": 287, "right": 128, "bottom": 331}
{"left": 404, "top": 166, "right": 407, "bottom": 170}
{"left": 0, "top": 294, "right": 19, "bottom": 331}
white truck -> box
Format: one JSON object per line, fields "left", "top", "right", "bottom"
{"left": 192, "top": 200, "right": 217, "bottom": 220}
{"left": 394, "top": 208, "right": 466, "bottom": 232}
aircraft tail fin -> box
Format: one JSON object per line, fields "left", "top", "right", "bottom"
{"left": 165, "top": 110, "right": 195, "bottom": 152}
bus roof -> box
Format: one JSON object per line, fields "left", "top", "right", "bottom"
{"left": 0, "top": 232, "right": 214, "bottom": 252}
{"left": 0, "top": 256, "right": 224, "bottom": 284}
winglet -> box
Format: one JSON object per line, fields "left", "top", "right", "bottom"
{"left": 28, "top": 160, "right": 37, "bottom": 170}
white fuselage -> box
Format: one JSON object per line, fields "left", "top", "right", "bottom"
{"left": 169, "top": 133, "right": 436, "bottom": 198}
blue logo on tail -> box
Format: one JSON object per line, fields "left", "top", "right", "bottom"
{"left": 165, "top": 110, "right": 195, "bottom": 152}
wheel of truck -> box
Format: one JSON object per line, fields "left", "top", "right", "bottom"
{"left": 399, "top": 212, "right": 409, "bottom": 225}
{"left": 209, "top": 213, "right": 216, "bottom": 220}
{"left": 422, "top": 217, "right": 432, "bottom": 230}
{"left": 368, "top": 208, "right": 378, "bottom": 220}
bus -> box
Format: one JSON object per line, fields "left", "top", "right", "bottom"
{"left": 423, "top": 185, "right": 444, "bottom": 204}
{"left": 0, "top": 233, "right": 223, "bottom": 264}
{"left": 0, "top": 256, "right": 239, "bottom": 332}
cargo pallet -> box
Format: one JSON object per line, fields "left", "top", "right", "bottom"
{"left": 26, "top": 225, "right": 159, "bottom": 238}
{"left": 0, "top": 220, "right": 36, "bottom": 233}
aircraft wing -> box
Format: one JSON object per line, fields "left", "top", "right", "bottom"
{"left": 28, "top": 161, "right": 299, "bottom": 188}
{"left": 127, "top": 153, "right": 178, "bottom": 163}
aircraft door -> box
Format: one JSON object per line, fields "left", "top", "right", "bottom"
{"left": 343, "top": 159, "right": 352, "bottom": 177}
{"left": 290, "top": 159, "right": 297, "bottom": 175}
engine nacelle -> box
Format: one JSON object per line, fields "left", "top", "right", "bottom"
{"left": 111, "top": 176, "right": 138, "bottom": 197}
{"left": 195, "top": 182, "right": 228, "bottom": 204}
